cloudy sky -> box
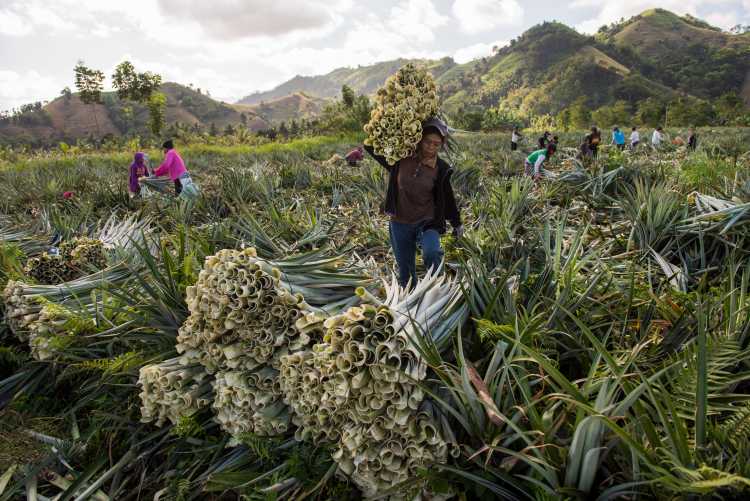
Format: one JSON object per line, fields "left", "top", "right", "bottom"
{"left": 1, "top": 0, "right": 748, "bottom": 111}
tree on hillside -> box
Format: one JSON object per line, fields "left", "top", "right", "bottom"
{"left": 112, "top": 61, "right": 162, "bottom": 102}
{"left": 564, "top": 97, "right": 591, "bottom": 130}
{"left": 147, "top": 92, "right": 167, "bottom": 137}
{"left": 636, "top": 98, "right": 666, "bottom": 127}
{"left": 317, "top": 86, "right": 372, "bottom": 134}
{"left": 714, "top": 92, "right": 747, "bottom": 125}
{"left": 666, "top": 96, "right": 714, "bottom": 126}
{"left": 278, "top": 121, "right": 289, "bottom": 138}
{"left": 112, "top": 61, "right": 163, "bottom": 135}
{"left": 61, "top": 87, "right": 72, "bottom": 104}
{"left": 591, "top": 100, "right": 631, "bottom": 127}
{"left": 342, "top": 85, "right": 356, "bottom": 108}
{"left": 74, "top": 60, "right": 105, "bottom": 137}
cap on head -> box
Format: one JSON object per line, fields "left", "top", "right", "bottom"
{"left": 422, "top": 117, "right": 449, "bottom": 138}
{"left": 162, "top": 139, "right": 174, "bottom": 150}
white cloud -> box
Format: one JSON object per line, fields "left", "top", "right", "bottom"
{"left": 705, "top": 11, "right": 739, "bottom": 28}
{"left": 0, "top": 70, "right": 63, "bottom": 111}
{"left": 0, "top": 0, "right": 134, "bottom": 37}
{"left": 156, "top": 0, "right": 352, "bottom": 40}
{"left": 451, "top": 0, "right": 523, "bottom": 32}
{"left": 454, "top": 40, "right": 508, "bottom": 63}
{"left": 0, "top": 9, "right": 32, "bottom": 36}
{"left": 390, "top": 0, "right": 450, "bottom": 42}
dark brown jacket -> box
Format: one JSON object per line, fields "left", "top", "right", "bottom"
{"left": 364, "top": 145, "right": 461, "bottom": 234}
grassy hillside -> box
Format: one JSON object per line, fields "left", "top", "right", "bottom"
{"left": 0, "top": 83, "right": 272, "bottom": 146}
{"left": 237, "top": 58, "right": 457, "bottom": 105}
{"left": 235, "top": 92, "right": 327, "bottom": 124}
{"left": 437, "top": 21, "right": 673, "bottom": 117}
{"left": 600, "top": 9, "right": 750, "bottom": 102}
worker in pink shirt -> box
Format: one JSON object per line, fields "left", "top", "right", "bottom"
{"left": 142, "top": 140, "right": 198, "bottom": 198}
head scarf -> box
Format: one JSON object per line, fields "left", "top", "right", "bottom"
{"left": 132, "top": 152, "right": 145, "bottom": 168}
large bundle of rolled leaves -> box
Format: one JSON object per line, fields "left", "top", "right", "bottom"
{"left": 24, "top": 237, "right": 107, "bottom": 285}
{"left": 176, "top": 247, "right": 366, "bottom": 439}
{"left": 363, "top": 63, "right": 439, "bottom": 166}
{"left": 279, "top": 269, "right": 466, "bottom": 496}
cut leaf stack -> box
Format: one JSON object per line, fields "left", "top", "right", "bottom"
{"left": 363, "top": 63, "right": 439, "bottom": 166}
{"left": 280, "top": 269, "right": 466, "bottom": 495}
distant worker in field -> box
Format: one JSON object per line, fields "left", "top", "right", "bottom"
{"left": 144, "top": 140, "right": 199, "bottom": 199}
{"left": 630, "top": 126, "right": 640, "bottom": 150}
{"left": 538, "top": 131, "right": 552, "bottom": 149}
{"left": 363, "top": 117, "right": 462, "bottom": 289}
{"left": 511, "top": 126, "right": 522, "bottom": 151}
{"left": 651, "top": 127, "right": 665, "bottom": 148}
{"left": 585, "top": 126, "right": 602, "bottom": 158}
{"left": 612, "top": 127, "right": 626, "bottom": 151}
{"left": 687, "top": 127, "right": 697, "bottom": 151}
{"left": 345, "top": 146, "right": 364, "bottom": 166}
{"left": 524, "top": 143, "right": 556, "bottom": 180}
{"left": 128, "top": 152, "right": 150, "bottom": 199}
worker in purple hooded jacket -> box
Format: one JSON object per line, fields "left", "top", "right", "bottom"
{"left": 128, "top": 152, "right": 150, "bottom": 198}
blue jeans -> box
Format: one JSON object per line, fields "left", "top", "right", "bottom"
{"left": 389, "top": 221, "right": 443, "bottom": 288}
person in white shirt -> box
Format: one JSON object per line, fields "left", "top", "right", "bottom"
{"left": 651, "top": 127, "right": 664, "bottom": 148}
{"left": 511, "top": 126, "right": 522, "bottom": 151}
{"left": 630, "top": 126, "right": 640, "bottom": 149}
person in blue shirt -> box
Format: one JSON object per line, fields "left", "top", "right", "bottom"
{"left": 612, "top": 126, "right": 626, "bottom": 151}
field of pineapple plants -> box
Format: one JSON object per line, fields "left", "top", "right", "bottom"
{"left": 1, "top": 125, "right": 750, "bottom": 500}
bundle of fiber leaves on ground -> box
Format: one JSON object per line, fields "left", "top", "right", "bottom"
{"left": 175, "top": 247, "right": 367, "bottom": 439}
{"left": 23, "top": 253, "right": 78, "bottom": 284}
{"left": 279, "top": 269, "right": 466, "bottom": 496}
{"left": 363, "top": 63, "right": 439, "bottom": 165}
{"left": 2, "top": 264, "right": 132, "bottom": 344}
{"left": 26, "top": 300, "right": 97, "bottom": 360}
{"left": 138, "top": 358, "right": 214, "bottom": 427}
{"left": 24, "top": 238, "right": 107, "bottom": 284}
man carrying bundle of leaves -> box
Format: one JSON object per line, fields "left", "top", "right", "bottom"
{"left": 362, "top": 64, "right": 462, "bottom": 288}
{"left": 364, "top": 117, "right": 462, "bottom": 288}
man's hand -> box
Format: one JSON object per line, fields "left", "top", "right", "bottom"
{"left": 452, "top": 225, "right": 464, "bottom": 239}
{"left": 138, "top": 177, "right": 147, "bottom": 183}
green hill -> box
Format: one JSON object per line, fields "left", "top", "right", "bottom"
{"left": 0, "top": 83, "right": 271, "bottom": 146}
{"left": 236, "top": 9, "right": 749, "bottom": 120}
{"left": 235, "top": 92, "right": 327, "bottom": 124}
{"left": 599, "top": 9, "right": 750, "bottom": 101}
{"left": 237, "top": 58, "right": 457, "bottom": 105}
{"left": 435, "top": 21, "right": 676, "bottom": 117}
